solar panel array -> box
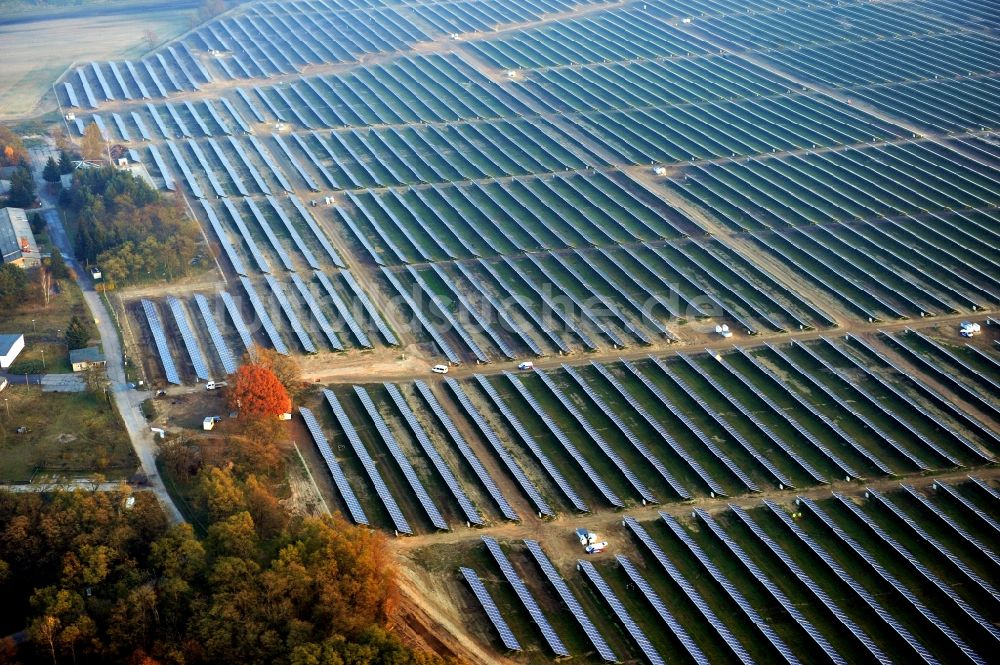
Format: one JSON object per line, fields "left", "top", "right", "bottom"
{"left": 522, "top": 539, "right": 616, "bottom": 662}
{"left": 842, "top": 335, "right": 997, "bottom": 459}
{"left": 901, "top": 329, "right": 1000, "bottom": 418}
{"left": 219, "top": 291, "right": 255, "bottom": 354}
{"left": 314, "top": 271, "right": 369, "bottom": 348}
{"left": 628, "top": 359, "right": 757, "bottom": 492}
{"left": 563, "top": 363, "right": 689, "bottom": 499}
{"left": 458, "top": 567, "right": 521, "bottom": 652}
{"left": 834, "top": 494, "right": 999, "bottom": 648}
{"left": 220, "top": 198, "right": 270, "bottom": 273}
{"left": 240, "top": 276, "right": 289, "bottom": 354}
{"left": 230, "top": 137, "right": 272, "bottom": 195}
{"left": 290, "top": 273, "right": 343, "bottom": 351}
{"left": 413, "top": 380, "right": 517, "bottom": 521}
{"left": 577, "top": 559, "right": 664, "bottom": 665}
{"left": 592, "top": 361, "right": 725, "bottom": 496}
{"left": 381, "top": 267, "right": 460, "bottom": 363}
{"left": 444, "top": 378, "right": 553, "bottom": 518}
{"left": 661, "top": 512, "right": 799, "bottom": 664}
{"left": 616, "top": 555, "right": 709, "bottom": 665}
{"left": 738, "top": 348, "right": 893, "bottom": 476}
{"left": 536, "top": 367, "right": 655, "bottom": 503}
{"left": 384, "top": 383, "right": 481, "bottom": 526}
{"left": 165, "top": 296, "right": 211, "bottom": 381}
{"left": 793, "top": 340, "right": 960, "bottom": 468}
{"left": 729, "top": 505, "right": 892, "bottom": 665}
{"left": 803, "top": 496, "right": 983, "bottom": 663}
{"left": 406, "top": 266, "right": 489, "bottom": 363}
{"left": 323, "top": 388, "right": 411, "bottom": 535}
{"left": 656, "top": 358, "right": 792, "bottom": 489}
{"left": 209, "top": 139, "right": 250, "bottom": 196}
{"left": 193, "top": 294, "right": 238, "bottom": 375}
{"left": 353, "top": 386, "right": 448, "bottom": 531}
{"left": 902, "top": 484, "right": 1000, "bottom": 569}
{"left": 148, "top": 144, "right": 175, "bottom": 191}
{"left": 623, "top": 516, "right": 754, "bottom": 665}
{"left": 867, "top": 487, "right": 1000, "bottom": 602}
{"left": 711, "top": 352, "right": 858, "bottom": 481}
{"left": 481, "top": 536, "right": 568, "bottom": 658}
{"left": 504, "top": 372, "right": 623, "bottom": 508}
{"left": 201, "top": 200, "right": 247, "bottom": 275}
{"left": 187, "top": 139, "right": 226, "bottom": 197}
{"left": 340, "top": 270, "right": 398, "bottom": 346}
{"left": 298, "top": 406, "right": 368, "bottom": 526}
{"left": 264, "top": 275, "right": 316, "bottom": 353}
{"left": 427, "top": 264, "right": 515, "bottom": 360}
{"left": 288, "top": 195, "right": 347, "bottom": 268}
{"left": 266, "top": 195, "right": 320, "bottom": 269}
{"left": 473, "top": 374, "right": 588, "bottom": 511}
{"left": 141, "top": 299, "right": 181, "bottom": 385}
{"left": 694, "top": 509, "right": 844, "bottom": 665}
{"left": 452, "top": 261, "right": 543, "bottom": 357}
{"left": 764, "top": 499, "right": 935, "bottom": 664}
{"left": 767, "top": 343, "right": 931, "bottom": 471}
{"left": 931, "top": 480, "right": 1000, "bottom": 537}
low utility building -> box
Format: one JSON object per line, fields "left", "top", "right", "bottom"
{"left": 0, "top": 207, "right": 40, "bottom": 268}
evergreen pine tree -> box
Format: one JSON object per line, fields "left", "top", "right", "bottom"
{"left": 43, "top": 156, "right": 61, "bottom": 183}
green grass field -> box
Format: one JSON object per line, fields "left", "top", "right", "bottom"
{"left": 0, "top": 386, "right": 135, "bottom": 482}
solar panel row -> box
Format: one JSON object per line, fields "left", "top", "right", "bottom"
{"left": 353, "top": 386, "right": 448, "bottom": 530}
{"left": 504, "top": 372, "right": 623, "bottom": 507}
{"left": 444, "top": 379, "right": 553, "bottom": 518}
{"left": 193, "top": 294, "right": 238, "bottom": 375}
{"left": 481, "top": 536, "right": 568, "bottom": 657}
{"left": 141, "top": 299, "right": 181, "bottom": 385}
{"left": 165, "top": 296, "right": 211, "bottom": 382}
{"left": 516, "top": 540, "right": 615, "bottom": 662}
{"left": 298, "top": 406, "right": 368, "bottom": 526}
{"left": 412, "top": 380, "right": 517, "bottom": 521}
{"left": 577, "top": 559, "right": 663, "bottom": 665}
{"left": 323, "top": 389, "right": 411, "bottom": 535}
{"left": 458, "top": 567, "right": 521, "bottom": 652}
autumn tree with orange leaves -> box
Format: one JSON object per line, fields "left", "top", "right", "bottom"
{"left": 227, "top": 363, "right": 291, "bottom": 418}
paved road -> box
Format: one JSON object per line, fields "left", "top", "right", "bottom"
{"left": 1, "top": 481, "right": 143, "bottom": 492}
{"left": 29, "top": 147, "right": 184, "bottom": 524}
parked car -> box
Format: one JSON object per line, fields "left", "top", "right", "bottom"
{"left": 431, "top": 364, "right": 449, "bottom": 374}
{"left": 517, "top": 361, "right": 534, "bottom": 370}
{"left": 206, "top": 381, "right": 228, "bottom": 390}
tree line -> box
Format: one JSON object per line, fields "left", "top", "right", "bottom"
{"left": 63, "top": 167, "right": 202, "bottom": 288}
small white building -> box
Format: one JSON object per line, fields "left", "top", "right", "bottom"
{"left": 0, "top": 333, "right": 24, "bottom": 369}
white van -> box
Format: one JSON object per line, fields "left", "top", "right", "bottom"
{"left": 431, "top": 364, "right": 449, "bottom": 374}
{"left": 517, "top": 361, "right": 534, "bottom": 370}
{"left": 206, "top": 380, "right": 228, "bottom": 390}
